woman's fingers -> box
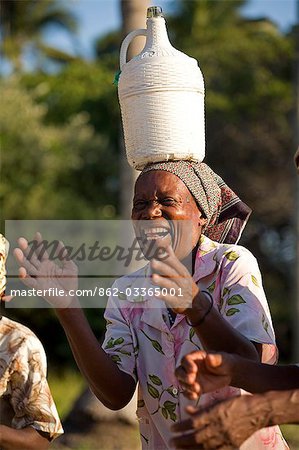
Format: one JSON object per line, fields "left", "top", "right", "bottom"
{"left": 181, "top": 384, "right": 201, "bottom": 399}
{"left": 175, "top": 367, "right": 201, "bottom": 398}
{"left": 151, "top": 258, "right": 181, "bottom": 280}
{"left": 152, "top": 273, "right": 176, "bottom": 290}
{"left": 14, "top": 248, "right": 38, "bottom": 276}
{"left": 206, "top": 353, "right": 224, "bottom": 370}
{"left": 17, "top": 237, "right": 42, "bottom": 270}
{"left": 175, "top": 367, "right": 196, "bottom": 385}
{"left": 34, "top": 232, "right": 50, "bottom": 261}
{"left": 185, "top": 405, "right": 202, "bottom": 415}
{"left": 156, "top": 245, "right": 189, "bottom": 276}
{"left": 181, "top": 351, "right": 207, "bottom": 372}
{"left": 18, "top": 267, "right": 37, "bottom": 289}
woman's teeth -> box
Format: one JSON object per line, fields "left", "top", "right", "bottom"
{"left": 143, "top": 228, "right": 170, "bottom": 240}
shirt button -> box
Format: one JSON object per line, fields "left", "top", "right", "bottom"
{"left": 167, "top": 334, "right": 174, "bottom": 342}
{"left": 172, "top": 388, "right": 178, "bottom": 395}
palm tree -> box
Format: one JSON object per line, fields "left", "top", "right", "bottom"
{"left": 0, "top": 0, "right": 78, "bottom": 72}
{"left": 119, "top": 0, "right": 149, "bottom": 219}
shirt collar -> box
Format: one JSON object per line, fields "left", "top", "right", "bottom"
{"left": 193, "top": 235, "right": 220, "bottom": 283}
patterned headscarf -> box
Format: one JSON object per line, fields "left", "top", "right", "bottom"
{"left": 140, "top": 161, "right": 251, "bottom": 244}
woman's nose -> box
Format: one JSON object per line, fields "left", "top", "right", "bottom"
{"left": 143, "top": 201, "right": 162, "bottom": 219}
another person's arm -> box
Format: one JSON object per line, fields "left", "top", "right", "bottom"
{"left": 176, "top": 350, "right": 299, "bottom": 398}
{"left": 170, "top": 389, "right": 299, "bottom": 449}
{"left": 0, "top": 426, "right": 49, "bottom": 450}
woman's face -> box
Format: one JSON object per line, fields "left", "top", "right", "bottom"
{"left": 131, "top": 170, "right": 207, "bottom": 261}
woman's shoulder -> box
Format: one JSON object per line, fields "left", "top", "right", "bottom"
{"left": 202, "top": 235, "right": 257, "bottom": 264}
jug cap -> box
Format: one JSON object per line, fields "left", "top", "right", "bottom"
{"left": 147, "top": 6, "right": 163, "bottom": 18}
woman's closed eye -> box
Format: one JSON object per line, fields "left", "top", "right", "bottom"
{"left": 161, "top": 197, "right": 176, "bottom": 206}
{"left": 133, "top": 200, "right": 148, "bottom": 210}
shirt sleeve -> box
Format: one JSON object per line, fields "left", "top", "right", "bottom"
{"left": 102, "top": 282, "right": 138, "bottom": 383}
{"left": 9, "top": 335, "right": 63, "bottom": 440}
{"left": 219, "top": 248, "right": 277, "bottom": 364}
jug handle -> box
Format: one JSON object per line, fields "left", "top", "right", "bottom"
{"left": 120, "top": 29, "right": 147, "bottom": 70}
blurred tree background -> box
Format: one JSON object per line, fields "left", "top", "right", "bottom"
{"left": 0, "top": 0, "right": 297, "bottom": 371}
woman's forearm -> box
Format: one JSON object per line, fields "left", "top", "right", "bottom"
{"left": 186, "top": 293, "right": 259, "bottom": 361}
{"left": 0, "top": 426, "right": 49, "bottom": 450}
{"left": 56, "top": 303, "right": 136, "bottom": 410}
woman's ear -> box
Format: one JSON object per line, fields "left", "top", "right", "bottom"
{"left": 199, "top": 217, "right": 207, "bottom": 227}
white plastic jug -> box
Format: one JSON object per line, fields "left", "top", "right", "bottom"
{"left": 118, "top": 6, "right": 205, "bottom": 170}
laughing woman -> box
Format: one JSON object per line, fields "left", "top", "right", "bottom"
{"left": 14, "top": 161, "right": 288, "bottom": 450}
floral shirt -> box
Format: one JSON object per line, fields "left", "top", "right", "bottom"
{"left": 102, "top": 235, "right": 288, "bottom": 450}
{"left": 0, "top": 316, "right": 63, "bottom": 441}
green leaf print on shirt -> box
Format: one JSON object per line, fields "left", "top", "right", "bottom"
{"left": 163, "top": 401, "right": 177, "bottom": 421}
{"left": 207, "top": 281, "right": 216, "bottom": 293}
{"left": 147, "top": 383, "right": 160, "bottom": 399}
{"left": 105, "top": 337, "right": 124, "bottom": 349}
{"left": 110, "top": 355, "right": 122, "bottom": 364}
{"left": 149, "top": 374, "right": 162, "bottom": 386}
{"left": 262, "top": 313, "right": 271, "bottom": 337}
{"left": 166, "top": 387, "right": 178, "bottom": 398}
{"left": 224, "top": 250, "right": 240, "bottom": 261}
{"left": 189, "top": 327, "right": 196, "bottom": 340}
{"left": 140, "top": 329, "right": 165, "bottom": 355}
{"left": 147, "top": 375, "right": 179, "bottom": 421}
{"left": 251, "top": 275, "right": 259, "bottom": 287}
{"left": 223, "top": 287, "right": 230, "bottom": 297}
{"left": 184, "top": 324, "right": 200, "bottom": 350}
{"left": 226, "top": 308, "right": 240, "bottom": 316}
{"left": 219, "top": 287, "right": 230, "bottom": 311}
{"left": 105, "top": 336, "right": 132, "bottom": 357}
{"left": 227, "top": 295, "right": 246, "bottom": 305}
{"left": 162, "top": 407, "right": 168, "bottom": 419}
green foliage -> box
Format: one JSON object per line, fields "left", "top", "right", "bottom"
{"left": 48, "top": 368, "right": 86, "bottom": 419}
{"left": 0, "top": 0, "right": 78, "bottom": 71}
{"left": 169, "top": 0, "right": 294, "bottom": 229}
{"left": 1, "top": 76, "right": 117, "bottom": 221}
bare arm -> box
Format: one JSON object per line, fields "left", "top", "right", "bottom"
{"left": 0, "top": 426, "right": 49, "bottom": 450}
{"left": 14, "top": 235, "right": 136, "bottom": 410}
{"left": 176, "top": 351, "right": 299, "bottom": 399}
{"left": 56, "top": 305, "right": 136, "bottom": 410}
{"left": 151, "top": 247, "right": 259, "bottom": 361}
{"left": 171, "top": 389, "right": 299, "bottom": 449}
{"left": 186, "top": 294, "right": 259, "bottom": 360}
{"left": 230, "top": 356, "right": 299, "bottom": 393}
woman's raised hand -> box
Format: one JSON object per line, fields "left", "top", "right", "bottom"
{"left": 150, "top": 245, "right": 199, "bottom": 314}
{"left": 14, "top": 232, "right": 78, "bottom": 308}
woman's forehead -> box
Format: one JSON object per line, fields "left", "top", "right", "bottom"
{"left": 135, "top": 170, "right": 189, "bottom": 195}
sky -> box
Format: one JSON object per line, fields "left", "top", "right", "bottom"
{"left": 44, "top": 0, "right": 298, "bottom": 60}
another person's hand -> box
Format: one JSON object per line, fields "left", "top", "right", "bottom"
{"left": 14, "top": 232, "right": 78, "bottom": 308}
{"left": 175, "top": 351, "right": 235, "bottom": 399}
{"left": 171, "top": 395, "right": 266, "bottom": 449}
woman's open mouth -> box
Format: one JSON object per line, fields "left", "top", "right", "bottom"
{"left": 141, "top": 226, "right": 171, "bottom": 241}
